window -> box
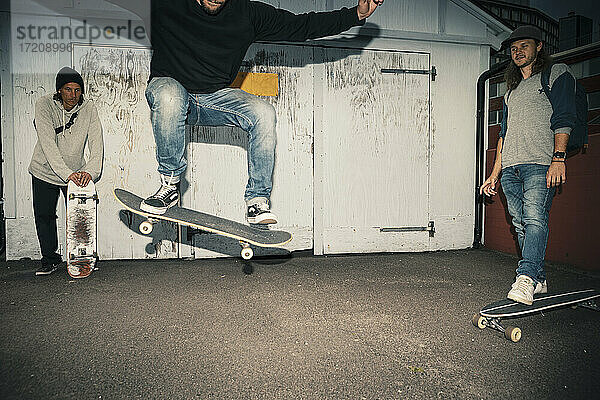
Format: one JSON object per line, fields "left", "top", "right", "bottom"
{"left": 488, "top": 110, "right": 504, "bottom": 126}
{"left": 489, "top": 82, "right": 507, "bottom": 99}
{"left": 569, "top": 58, "right": 600, "bottom": 79}
{"left": 489, "top": 83, "right": 497, "bottom": 98}
{"left": 588, "top": 92, "right": 600, "bottom": 110}
{"left": 497, "top": 81, "right": 507, "bottom": 97}
{"left": 589, "top": 57, "right": 600, "bottom": 76}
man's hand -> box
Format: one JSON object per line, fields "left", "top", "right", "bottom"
{"left": 480, "top": 174, "right": 499, "bottom": 197}
{"left": 78, "top": 171, "right": 92, "bottom": 187}
{"left": 357, "top": 0, "right": 384, "bottom": 20}
{"left": 67, "top": 171, "right": 92, "bottom": 187}
{"left": 547, "top": 161, "right": 566, "bottom": 188}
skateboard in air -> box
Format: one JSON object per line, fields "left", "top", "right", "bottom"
{"left": 114, "top": 188, "right": 292, "bottom": 260}
{"left": 66, "top": 180, "right": 98, "bottom": 278}
{"left": 473, "top": 289, "right": 599, "bottom": 342}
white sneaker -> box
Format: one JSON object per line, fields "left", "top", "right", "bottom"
{"left": 507, "top": 275, "right": 536, "bottom": 305}
{"left": 534, "top": 280, "right": 547, "bottom": 294}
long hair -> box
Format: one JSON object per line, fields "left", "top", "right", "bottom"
{"left": 504, "top": 42, "right": 552, "bottom": 91}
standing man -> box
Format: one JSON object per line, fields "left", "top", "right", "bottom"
{"left": 480, "top": 26, "right": 577, "bottom": 305}
{"left": 108, "top": 0, "right": 383, "bottom": 223}
{"left": 29, "top": 67, "right": 104, "bottom": 275}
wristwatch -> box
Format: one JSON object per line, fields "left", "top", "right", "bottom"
{"left": 552, "top": 151, "right": 566, "bottom": 159}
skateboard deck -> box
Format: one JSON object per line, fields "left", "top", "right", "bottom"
{"left": 114, "top": 188, "right": 292, "bottom": 260}
{"left": 473, "top": 289, "right": 599, "bottom": 342}
{"left": 66, "top": 180, "right": 98, "bottom": 278}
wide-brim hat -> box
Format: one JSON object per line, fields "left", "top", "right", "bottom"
{"left": 501, "top": 25, "right": 543, "bottom": 49}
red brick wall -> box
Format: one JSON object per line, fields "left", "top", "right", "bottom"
{"left": 483, "top": 134, "right": 600, "bottom": 272}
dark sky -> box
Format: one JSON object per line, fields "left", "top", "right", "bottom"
{"left": 531, "top": 0, "right": 600, "bottom": 26}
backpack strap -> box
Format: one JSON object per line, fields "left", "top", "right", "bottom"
{"left": 540, "top": 65, "right": 552, "bottom": 100}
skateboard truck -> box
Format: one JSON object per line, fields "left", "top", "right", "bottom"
{"left": 472, "top": 314, "right": 522, "bottom": 342}
{"left": 68, "top": 193, "right": 99, "bottom": 203}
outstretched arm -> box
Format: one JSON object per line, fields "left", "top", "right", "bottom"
{"left": 251, "top": 0, "right": 383, "bottom": 42}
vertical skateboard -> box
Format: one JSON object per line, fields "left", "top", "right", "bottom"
{"left": 66, "top": 180, "right": 98, "bottom": 278}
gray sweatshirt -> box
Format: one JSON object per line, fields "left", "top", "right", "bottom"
{"left": 29, "top": 94, "right": 104, "bottom": 186}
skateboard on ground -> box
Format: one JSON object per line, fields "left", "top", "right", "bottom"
{"left": 66, "top": 180, "right": 99, "bottom": 278}
{"left": 473, "top": 289, "right": 599, "bottom": 342}
{"left": 114, "top": 188, "right": 292, "bottom": 260}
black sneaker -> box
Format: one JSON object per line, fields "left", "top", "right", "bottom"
{"left": 35, "top": 262, "right": 60, "bottom": 276}
{"left": 246, "top": 199, "right": 277, "bottom": 224}
{"left": 140, "top": 176, "right": 180, "bottom": 214}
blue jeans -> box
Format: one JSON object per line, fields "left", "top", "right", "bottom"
{"left": 145, "top": 77, "right": 277, "bottom": 201}
{"left": 500, "top": 164, "right": 555, "bottom": 284}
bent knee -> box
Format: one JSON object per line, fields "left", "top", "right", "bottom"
{"left": 146, "top": 78, "right": 189, "bottom": 112}
{"left": 250, "top": 100, "right": 276, "bottom": 129}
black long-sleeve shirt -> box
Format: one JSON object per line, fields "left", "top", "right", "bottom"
{"left": 150, "top": 0, "right": 364, "bottom": 93}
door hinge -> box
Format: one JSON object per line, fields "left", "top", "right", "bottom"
{"left": 381, "top": 66, "right": 437, "bottom": 81}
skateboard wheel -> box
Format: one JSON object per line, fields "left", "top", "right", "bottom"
{"left": 505, "top": 326, "right": 521, "bottom": 342}
{"left": 139, "top": 221, "right": 153, "bottom": 235}
{"left": 241, "top": 247, "right": 253, "bottom": 260}
{"left": 472, "top": 313, "right": 486, "bottom": 329}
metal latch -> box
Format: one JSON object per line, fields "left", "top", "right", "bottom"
{"left": 379, "top": 221, "right": 435, "bottom": 237}
{"left": 381, "top": 66, "right": 437, "bottom": 81}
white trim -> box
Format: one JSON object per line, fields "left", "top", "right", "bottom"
{"left": 450, "top": 0, "right": 512, "bottom": 34}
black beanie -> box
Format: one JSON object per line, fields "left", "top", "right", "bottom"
{"left": 56, "top": 67, "right": 85, "bottom": 93}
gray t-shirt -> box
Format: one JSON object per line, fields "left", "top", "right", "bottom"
{"left": 501, "top": 63, "right": 572, "bottom": 169}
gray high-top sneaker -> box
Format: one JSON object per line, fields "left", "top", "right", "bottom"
{"left": 140, "top": 175, "right": 180, "bottom": 214}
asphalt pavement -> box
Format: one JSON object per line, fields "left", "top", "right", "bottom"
{"left": 1, "top": 248, "right": 599, "bottom": 399}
